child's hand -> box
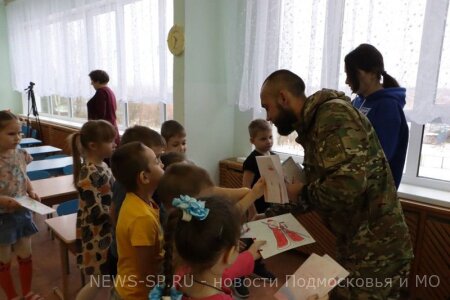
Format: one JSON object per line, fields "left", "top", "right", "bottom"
{"left": 251, "top": 178, "right": 266, "bottom": 199}
{"left": 252, "top": 213, "right": 266, "bottom": 221}
{"left": 247, "top": 240, "right": 266, "bottom": 260}
{"left": 307, "top": 294, "right": 329, "bottom": 300}
{"left": 0, "top": 197, "right": 22, "bottom": 212}
{"left": 239, "top": 240, "right": 248, "bottom": 252}
{"left": 28, "top": 190, "right": 41, "bottom": 202}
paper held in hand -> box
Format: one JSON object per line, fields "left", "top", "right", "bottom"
{"left": 282, "top": 156, "right": 305, "bottom": 184}
{"left": 274, "top": 253, "right": 350, "bottom": 300}
{"left": 256, "top": 155, "right": 289, "bottom": 204}
{"left": 241, "top": 213, "right": 315, "bottom": 259}
{"left": 15, "top": 196, "right": 56, "bottom": 215}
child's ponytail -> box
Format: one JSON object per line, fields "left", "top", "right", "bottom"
{"left": 161, "top": 209, "right": 182, "bottom": 297}
{"left": 70, "top": 132, "right": 82, "bottom": 186}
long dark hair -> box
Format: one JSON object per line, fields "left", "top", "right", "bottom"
{"left": 69, "top": 120, "right": 116, "bottom": 185}
{"left": 161, "top": 197, "right": 241, "bottom": 297}
{"left": 344, "top": 43, "right": 400, "bottom": 92}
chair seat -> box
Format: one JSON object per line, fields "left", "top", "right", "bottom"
{"left": 56, "top": 199, "right": 79, "bottom": 216}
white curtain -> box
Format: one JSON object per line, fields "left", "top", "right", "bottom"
{"left": 233, "top": 0, "right": 450, "bottom": 124}
{"left": 6, "top": 0, "right": 173, "bottom": 104}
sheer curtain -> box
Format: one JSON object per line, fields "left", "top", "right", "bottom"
{"left": 233, "top": 0, "right": 450, "bottom": 124}
{"left": 6, "top": 0, "right": 173, "bottom": 104}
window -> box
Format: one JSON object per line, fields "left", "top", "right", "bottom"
{"left": 38, "top": 96, "right": 172, "bottom": 132}
{"left": 72, "top": 97, "right": 88, "bottom": 119}
{"left": 419, "top": 124, "right": 450, "bottom": 181}
{"left": 253, "top": 0, "right": 450, "bottom": 190}
{"left": 51, "top": 96, "right": 70, "bottom": 117}
{"left": 128, "top": 102, "right": 168, "bottom": 130}
{"left": 8, "top": 0, "right": 173, "bottom": 129}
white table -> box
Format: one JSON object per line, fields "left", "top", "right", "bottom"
{"left": 25, "top": 145, "right": 62, "bottom": 156}
{"left": 20, "top": 137, "right": 42, "bottom": 146}
{"left": 45, "top": 214, "right": 77, "bottom": 300}
{"left": 31, "top": 175, "right": 77, "bottom": 206}
{"left": 27, "top": 157, "right": 72, "bottom": 173}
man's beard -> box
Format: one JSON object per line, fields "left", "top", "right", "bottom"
{"left": 272, "top": 105, "right": 298, "bottom": 136}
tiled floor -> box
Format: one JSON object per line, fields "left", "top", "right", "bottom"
{"left": 1, "top": 214, "right": 307, "bottom": 300}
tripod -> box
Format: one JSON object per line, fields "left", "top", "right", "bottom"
{"left": 24, "top": 82, "right": 43, "bottom": 139}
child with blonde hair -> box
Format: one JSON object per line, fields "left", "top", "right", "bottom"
{"left": 0, "top": 111, "right": 42, "bottom": 300}
{"left": 70, "top": 120, "right": 117, "bottom": 300}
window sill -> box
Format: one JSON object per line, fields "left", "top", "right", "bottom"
{"left": 398, "top": 184, "right": 450, "bottom": 208}
{"left": 26, "top": 115, "right": 126, "bottom": 135}
{"left": 236, "top": 155, "right": 449, "bottom": 208}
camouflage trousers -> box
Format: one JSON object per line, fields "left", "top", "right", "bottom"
{"left": 331, "top": 258, "right": 412, "bottom": 300}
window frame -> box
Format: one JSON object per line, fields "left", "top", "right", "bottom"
{"left": 35, "top": 93, "right": 170, "bottom": 132}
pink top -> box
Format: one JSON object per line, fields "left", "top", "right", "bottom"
{"left": 178, "top": 251, "right": 255, "bottom": 300}
{"left": 0, "top": 149, "right": 32, "bottom": 197}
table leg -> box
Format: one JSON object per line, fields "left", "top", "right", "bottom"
{"left": 58, "top": 239, "right": 70, "bottom": 300}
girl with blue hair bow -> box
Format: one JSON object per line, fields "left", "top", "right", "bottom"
{"left": 149, "top": 195, "right": 266, "bottom": 300}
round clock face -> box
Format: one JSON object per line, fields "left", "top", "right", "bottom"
{"left": 167, "top": 25, "right": 185, "bottom": 56}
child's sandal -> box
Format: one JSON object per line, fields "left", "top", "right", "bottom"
{"left": 24, "top": 292, "right": 44, "bottom": 300}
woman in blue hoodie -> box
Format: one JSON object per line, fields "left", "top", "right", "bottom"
{"left": 344, "top": 44, "right": 408, "bottom": 188}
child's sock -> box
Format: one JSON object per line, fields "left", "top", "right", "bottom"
{"left": 18, "top": 255, "right": 32, "bottom": 296}
{"left": 0, "top": 261, "right": 18, "bottom": 299}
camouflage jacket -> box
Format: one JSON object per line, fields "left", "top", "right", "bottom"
{"left": 267, "top": 89, "right": 413, "bottom": 264}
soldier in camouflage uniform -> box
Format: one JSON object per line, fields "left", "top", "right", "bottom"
{"left": 260, "top": 70, "right": 413, "bottom": 299}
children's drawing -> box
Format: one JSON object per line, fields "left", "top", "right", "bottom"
{"left": 256, "top": 155, "right": 289, "bottom": 204}
{"left": 242, "top": 213, "right": 315, "bottom": 259}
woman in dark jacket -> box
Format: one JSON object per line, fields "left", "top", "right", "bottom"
{"left": 87, "top": 70, "right": 120, "bottom": 145}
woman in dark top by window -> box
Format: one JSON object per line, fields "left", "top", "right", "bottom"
{"left": 87, "top": 70, "right": 120, "bottom": 145}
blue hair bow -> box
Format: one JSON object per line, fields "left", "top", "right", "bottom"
{"left": 172, "top": 195, "right": 209, "bottom": 221}
{"left": 148, "top": 284, "right": 182, "bottom": 300}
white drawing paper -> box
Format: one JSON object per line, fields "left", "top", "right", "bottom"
{"left": 15, "top": 196, "right": 56, "bottom": 215}
{"left": 256, "top": 155, "right": 289, "bottom": 204}
{"left": 274, "top": 253, "right": 350, "bottom": 300}
{"left": 241, "top": 213, "right": 315, "bottom": 259}
{"left": 282, "top": 156, "right": 305, "bottom": 184}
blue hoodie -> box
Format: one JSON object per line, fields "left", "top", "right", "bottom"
{"left": 352, "top": 88, "right": 408, "bottom": 188}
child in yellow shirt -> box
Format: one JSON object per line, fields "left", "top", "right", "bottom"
{"left": 110, "top": 142, "right": 165, "bottom": 300}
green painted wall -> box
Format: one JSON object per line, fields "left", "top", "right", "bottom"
{"left": 0, "top": 3, "right": 22, "bottom": 113}
{"left": 174, "top": 0, "right": 252, "bottom": 181}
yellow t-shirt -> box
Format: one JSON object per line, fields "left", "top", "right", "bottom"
{"left": 115, "top": 192, "right": 164, "bottom": 300}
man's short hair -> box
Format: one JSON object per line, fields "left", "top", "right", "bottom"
{"left": 248, "top": 119, "right": 271, "bottom": 138}
{"left": 263, "top": 69, "right": 305, "bottom": 96}
{"left": 161, "top": 120, "right": 186, "bottom": 141}
{"left": 121, "top": 125, "right": 165, "bottom": 148}
{"left": 89, "top": 70, "right": 110, "bottom": 84}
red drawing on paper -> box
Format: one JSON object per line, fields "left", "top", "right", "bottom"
{"left": 264, "top": 219, "right": 305, "bottom": 249}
